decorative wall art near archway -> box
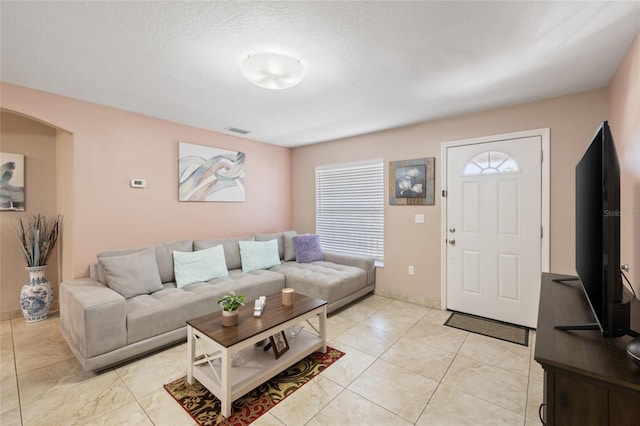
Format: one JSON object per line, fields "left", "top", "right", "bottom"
{"left": 0, "top": 152, "right": 25, "bottom": 211}
{"left": 389, "top": 157, "right": 435, "bottom": 205}
{"left": 178, "top": 142, "right": 246, "bottom": 202}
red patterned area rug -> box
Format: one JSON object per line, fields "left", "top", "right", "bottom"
{"left": 164, "top": 347, "right": 345, "bottom": 426}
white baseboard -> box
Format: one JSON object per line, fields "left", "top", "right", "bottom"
{"left": 373, "top": 289, "right": 442, "bottom": 310}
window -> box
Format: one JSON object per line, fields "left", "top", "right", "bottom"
{"left": 463, "top": 151, "right": 520, "bottom": 176}
{"left": 315, "top": 159, "right": 384, "bottom": 263}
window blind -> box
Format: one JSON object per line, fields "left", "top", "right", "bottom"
{"left": 315, "top": 159, "right": 384, "bottom": 262}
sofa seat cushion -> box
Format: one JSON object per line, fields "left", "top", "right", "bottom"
{"left": 126, "top": 288, "right": 214, "bottom": 345}
{"left": 201, "top": 269, "right": 285, "bottom": 303}
{"left": 271, "top": 261, "right": 366, "bottom": 304}
{"left": 125, "top": 269, "right": 285, "bottom": 345}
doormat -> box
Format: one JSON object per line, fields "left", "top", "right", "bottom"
{"left": 164, "top": 347, "right": 345, "bottom": 426}
{"left": 444, "top": 312, "right": 529, "bottom": 346}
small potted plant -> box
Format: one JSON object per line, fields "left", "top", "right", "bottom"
{"left": 15, "top": 214, "right": 62, "bottom": 322}
{"left": 216, "top": 291, "right": 246, "bottom": 327}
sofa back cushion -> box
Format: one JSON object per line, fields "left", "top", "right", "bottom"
{"left": 194, "top": 235, "right": 255, "bottom": 270}
{"left": 96, "top": 240, "right": 192, "bottom": 284}
{"left": 97, "top": 248, "right": 163, "bottom": 298}
{"left": 283, "top": 230, "right": 297, "bottom": 261}
{"left": 254, "top": 232, "right": 285, "bottom": 259}
{"left": 154, "top": 240, "right": 193, "bottom": 282}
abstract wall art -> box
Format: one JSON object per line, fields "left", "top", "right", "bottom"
{"left": 389, "top": 157, "right": 435, "bottom": 205}
{"left": 178, "top": 142, "right": 246, "bottom": 202}
{"left": 0, "top": 152, "right": 25, "bottom": 211}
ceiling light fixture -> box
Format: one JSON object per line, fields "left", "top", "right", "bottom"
{"left": 240, "top": 53, "right": 305, "bottom": 90}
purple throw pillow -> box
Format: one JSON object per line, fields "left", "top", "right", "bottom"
{"left": 292, "top": 234, "right": 324, "bottom": 263}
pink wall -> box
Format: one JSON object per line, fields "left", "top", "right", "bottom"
{"left": 292, "top": 89, "right": 608, "bottom": 306}
{"left": 608, "top": 31, "right": 640, "bottom": 296}
{"left": 0, "top": 112, "right": 60, "bottom": 317}
{"left": 0, "top": 83, "right": 292, "bottom": 287}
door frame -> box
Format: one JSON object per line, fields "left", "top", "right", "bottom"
{"left": 440, "top": 128, "right": 550, "bottom": 311}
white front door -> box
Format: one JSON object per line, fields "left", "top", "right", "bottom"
{"left": 445, "top": 137, "right": 542, "bottom": 328}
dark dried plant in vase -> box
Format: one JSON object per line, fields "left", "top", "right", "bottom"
{"left": 16, "top": 214, "right": 62, "bottom": 267}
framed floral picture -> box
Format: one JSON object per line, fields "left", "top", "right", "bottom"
{"left": 389, "top": 158, "right": 435, "bottom": 205}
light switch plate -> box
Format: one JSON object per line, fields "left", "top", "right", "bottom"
{"left": 415, "top": 214, "right": 425, "bottom": 224}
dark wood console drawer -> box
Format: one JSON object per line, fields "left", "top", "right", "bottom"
{"left": 546, "top": 371, "right": 607, "bottom": 425}
{"left": 535, "top": 273, "right": 640, "bottom": 426}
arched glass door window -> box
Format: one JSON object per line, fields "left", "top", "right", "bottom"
{"left": 462, "top": 151, "right": 520, "bottom": 176}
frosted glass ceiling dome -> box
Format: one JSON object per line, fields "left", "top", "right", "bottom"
{"left": 240, "top": 53, "right": 305, "bottom": 90}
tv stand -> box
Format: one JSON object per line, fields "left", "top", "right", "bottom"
{"left": 535, "top": 273, "right": 640, "bottom": 425}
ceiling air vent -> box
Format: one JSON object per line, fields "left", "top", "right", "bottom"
{"left": 225, "top": 126, "right": 251, "bottom": 135}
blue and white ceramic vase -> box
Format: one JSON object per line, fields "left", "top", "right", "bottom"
{"left": 20, "top": 265, "right": 53, "bottom": 322}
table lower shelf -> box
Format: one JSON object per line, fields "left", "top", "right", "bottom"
{"left": 192, "top": 330, "right": 323, "bottom": 401}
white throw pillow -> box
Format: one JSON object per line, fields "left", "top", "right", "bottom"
{"left": 173, "top": 245, "right": 228, "bottom": 288}
{"left": 239, "top": 239, "right": 281, "bottom": 273}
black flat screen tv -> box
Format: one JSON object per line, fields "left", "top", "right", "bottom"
{"left": 575, "top": 120, "right": 630, "bottom": 338}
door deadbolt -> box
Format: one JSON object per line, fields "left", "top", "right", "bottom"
{"left": 449, "top": 227, "right": 456, "bottom": 233}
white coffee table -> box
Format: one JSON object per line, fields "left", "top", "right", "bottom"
{"left": 186, "top": 292, "right": 327, "bottom": 417}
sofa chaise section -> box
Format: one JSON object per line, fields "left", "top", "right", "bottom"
{"left": 270, "top": 254, "right": 375, "bottom": 312}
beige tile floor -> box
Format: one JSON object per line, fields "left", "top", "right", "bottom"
{"left": 0, "top": 295, "right": 544, "bottom": 425}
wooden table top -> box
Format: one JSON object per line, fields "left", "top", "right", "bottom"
{"left": 534, "top": 273, "right": 640, "bottom": 390}
{"left": 186, "top": 292, "right": 327, "bottom": 348}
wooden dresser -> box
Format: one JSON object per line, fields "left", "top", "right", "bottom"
{"left": 534, "top": 273, "right": 640, "bottom": 425}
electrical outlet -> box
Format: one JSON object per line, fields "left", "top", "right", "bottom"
{"left": 415, "top": 214, "right": 425, "bottom": 224}
{"left": 408, "top": 266, "right": 415, "bottom": 275}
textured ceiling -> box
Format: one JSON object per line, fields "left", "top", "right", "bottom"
{"left": 1, "top": 1, "right": 639, "bottom": 147}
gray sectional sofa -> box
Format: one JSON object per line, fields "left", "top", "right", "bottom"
{"left": 59, "top": 231, "right": 375, "bottom": 371}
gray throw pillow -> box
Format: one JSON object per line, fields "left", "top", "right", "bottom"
{"left": 97, "top": 247, "right": 163, "bottom": 299}
{"left": 292, "top": 234, "right": 324, "bottom": 263}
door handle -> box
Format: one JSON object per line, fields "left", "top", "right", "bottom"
{"left": 448, "top": 238, "right": 456, "bottom": 245}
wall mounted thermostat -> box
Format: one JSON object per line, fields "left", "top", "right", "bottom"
{"left": 130, "top": 179, "right": 147, "bottom": 189}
